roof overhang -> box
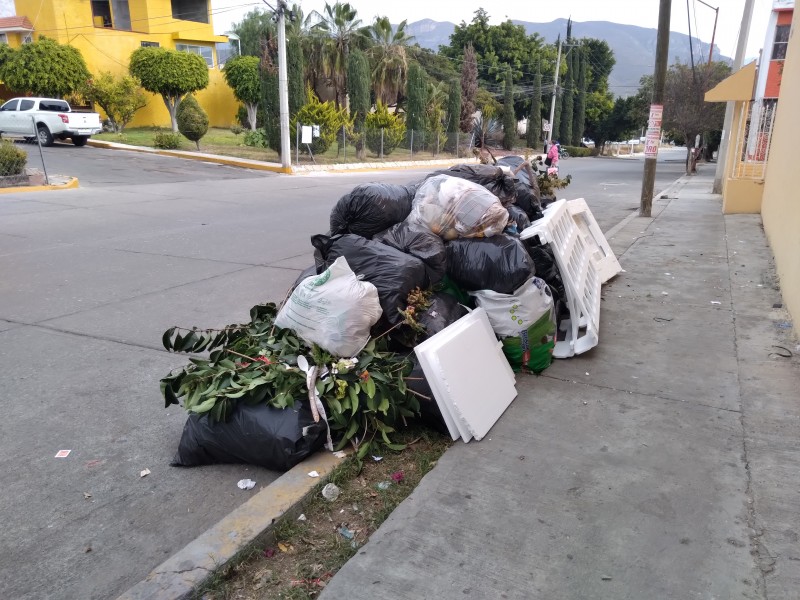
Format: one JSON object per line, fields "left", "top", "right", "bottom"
{"left": 0, "top": 26, "right": 33, "bottom": 33}
{"left": 705, "top": 61, "right": 757, "bottom": 102}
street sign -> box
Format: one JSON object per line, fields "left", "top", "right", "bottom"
{"left": 543, "top": 123, "right": 551, "bottom": 132}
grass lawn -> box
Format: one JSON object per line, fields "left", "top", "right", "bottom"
{"left": 94, "top": 127, "right": 470, "bottom": 165}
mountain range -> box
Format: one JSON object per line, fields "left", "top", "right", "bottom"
{"left": 404, "top": 18, "right": 731, "bottom": 96}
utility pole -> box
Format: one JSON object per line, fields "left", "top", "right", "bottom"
{"left": 697, "top": 0, "right": 719, "bottom": 64}
{"left": 712, "top": 0, "right": 755, "bottom": 194}
{"left": 276, "top": 0, "right": 291, "bottom": 170}
{"left": 639, "top": 0, "right": 671, "bottom": 217}
{"left": 547, "top": 37, "right": 562, "bottom": 145}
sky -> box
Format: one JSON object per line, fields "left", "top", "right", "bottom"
{"left": 211, "top": 0, "right": 776, "bottom": 61}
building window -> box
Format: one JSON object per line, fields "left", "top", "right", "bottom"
{"left": 0, "top": 33, "right": 7, "bottom": 45}
{"left": 22, "top": 34, "right": 32, "bottom": 44}
{"left": 91, "top": 0, "right": 113, "bottom": 28}
{"left": 772, "top": 24, "right": 790, "bottom": 60}
{"left": 176, "top": 43, "right": 214, "bottom": 67}
{"left": 171, "top": 0, "right": 208, "bottom": 23}
{"left": 141, "top": 41, "right": 160, "bottom": 47}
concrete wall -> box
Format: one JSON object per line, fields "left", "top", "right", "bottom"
{"left": 761, "top": 7, "right": 800, "bottom": 326}
{"left": 13, "top": 0, "right": 238, "bottom": 127}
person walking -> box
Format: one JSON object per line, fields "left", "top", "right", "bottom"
{"left": 546, "top": 139, "right": 560, "bottom": 169}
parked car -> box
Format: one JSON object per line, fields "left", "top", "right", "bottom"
{"left": 0, "top": 97, "right": 102, "bottom": 147}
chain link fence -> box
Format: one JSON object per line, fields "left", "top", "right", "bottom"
{"left": 292, "top": 126, "right": 475, "bottom": 166}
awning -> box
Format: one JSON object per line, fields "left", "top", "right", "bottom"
{"left": 705, "top": 61, "right": 757, "bottom": 102}
{"left": 172, "top": 31, "right": 229, "bottom": 44}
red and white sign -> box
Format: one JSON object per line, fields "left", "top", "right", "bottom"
{"left": 644, "top": 104, "right": 663, "bottom": 158}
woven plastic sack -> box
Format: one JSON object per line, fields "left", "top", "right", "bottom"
{"left": 407, "top": 174, "right": 509, "bottom": 239}
{"left": 275, "top": 256, "right": 382, "bottom": 357}
{"left": 472, "top": 277, "right": 556, "bottom": 373}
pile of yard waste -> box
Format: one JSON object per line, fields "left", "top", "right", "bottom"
{"left": 160, "top": 159, "right": 618, "bottom": 468}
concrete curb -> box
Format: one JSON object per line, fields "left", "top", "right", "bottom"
{"left": 88, "top": 138, "right": 478, "bottom": 174}
{"left": 603, "top": 175, "right": 687, "bottom": 240}
{"left": 0, "top": 176, "right": 79, "bottom": 194}
{"left": 116, "top": 451, "right": 346, "bottom": 600}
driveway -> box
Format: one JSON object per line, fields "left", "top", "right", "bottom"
{"left": 0, "top": 144, "right": 686, "bottom": 599}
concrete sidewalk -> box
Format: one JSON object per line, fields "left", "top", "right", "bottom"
{"left": 321, "top": 172, "right": 800, "bottom": 599}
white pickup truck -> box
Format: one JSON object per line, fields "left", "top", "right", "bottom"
{"left": 0, "top": 97, "right": 102, "bottom": 147}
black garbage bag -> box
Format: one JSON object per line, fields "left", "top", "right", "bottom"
{"left": 506, "top": 205, "right": 531, "bottom": 232}
{"left": 429, "top": 164, "right": 516, "bottom": 206}
{"left": 312, "top": 234, "right": 427, "bottom": 325}
{"left": 374, "top": 222, "right": 446, "bottom": 287}
{"left": 523, "top": 240, "right": 568, "bottom": 320}
{"left": 497, "top": 156, "right": 543, "bottom": 221}
{"left": 445, "top": 235, "right": 535, "bottom": 294}
{"left": 329, "top": 183, "right": 416, "bottom": 238}
{"left": 407, "top": 357, "right": 448, "bottom": 434}
{"left": 171, "top": 401, "right": 327, "bottom": 471}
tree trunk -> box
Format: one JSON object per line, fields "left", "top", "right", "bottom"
{"left": 163, "top": 95, "right": 181, "bottom": 132}
{"left": 246, "top": 103, "right": 258, "bottom": 131}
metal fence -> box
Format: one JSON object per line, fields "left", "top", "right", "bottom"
{"left": 731, "top": 99, "right": 777, "bottom": 180}
{"left": 292, "top": 126, "right": 475, "bottom": 166}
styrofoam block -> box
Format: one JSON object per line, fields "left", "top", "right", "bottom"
{"left": 519, "top": 199, "right": 601, "bottom": 358}
{"left": 566, "top": 198, "right": 622, "bottom": 284}
{"left": 415, "top": 308, "right": 517, "bottom": 442}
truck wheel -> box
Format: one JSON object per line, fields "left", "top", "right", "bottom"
{"left": 72, "top": 136, "right": 89, "bottom": 147}
{"left": 37, "top": 124, "right": 54, "bottom": 147}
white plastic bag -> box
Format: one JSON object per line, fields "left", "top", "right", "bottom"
{"left": 407, "top": 174, "right": 509, "bottom": 239}
{"left": 275, "top": 256, "right": 382, "bottom": 357}
{"left": 471, "top": 277, "right": 554, "bottom": 337}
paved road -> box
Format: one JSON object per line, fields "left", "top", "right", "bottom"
{"left": 0, "top": 144, "right": 686, "bottom": 599}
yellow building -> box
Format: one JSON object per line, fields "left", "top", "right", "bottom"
{"left": 12, "top": 0, "right": 238, "bottom": 127}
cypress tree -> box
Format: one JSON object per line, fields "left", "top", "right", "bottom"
{"left": 445, "top": 76, "right": 462, "bottom": 152}
{"left": 572, "top": 47, "right": 587, "bottom": 146}
{"left": 502, "top": 66, "right": 516, "bottom": 150}
{"left": 460, "top": 44, "right": 478, "bottom": 133}
{"left": 347, "top": 49, "right": 370, "bottom": 160}
{"left": 287, "top": 35, "right": 305, "bottom": 117}
{"left": 526, "top": 66, "right": 542, "bottom": 149}
{"left": 406, "top": 62, "right": 428, "bottom": 136}
{"left": 559, "top": 49, "right": 574, "bottom": 145}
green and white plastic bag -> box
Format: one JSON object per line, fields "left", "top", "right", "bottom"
{"left": 471, "top": 277, "right": 556, "bottom": 373}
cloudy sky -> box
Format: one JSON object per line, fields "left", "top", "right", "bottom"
{"left": 210, "top": 0, "right": 774, "bottom": 59}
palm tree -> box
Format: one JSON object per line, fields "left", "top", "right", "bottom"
{"left": 310, "top": 2, "right": 365, "bottom": 109}
{"left": 367, "top": 17, "right": 414, "bottom": 106}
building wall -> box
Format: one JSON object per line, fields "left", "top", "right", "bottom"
{"left": 13, "top": 0, "right": 238, "bottom": 127}
{"left": 761, "top": 7, "right": 800, "bottom": 327}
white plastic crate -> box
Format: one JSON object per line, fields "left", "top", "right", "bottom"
{"left": 566, "top": 198, "right": 622, "bottom": 284}
{"left": 520, "top": 199, "right": 601, "bottom": 358}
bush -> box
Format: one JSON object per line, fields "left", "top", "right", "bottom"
{"left": 0, "top": 140, "right": 27, "bottom": 176}
{"left": 563, "top": 145, "right": 592, "bottom": 157}
{"left": 243, "top": 129, "right": 267, "bottom": 148}
{"left": 230, "top": 124, "right": 244, "bottom": 135}
{"left": 290, "top": 90, "right": 349, "bottom": 156}
{"left": 366, "top": 102, "right": 406, "bottom": 156}
{"left": 153, "top": 130, "right": 182, "bottom": 149}
{"left": 176, "top": 95, "right": 209, "bottom": 150}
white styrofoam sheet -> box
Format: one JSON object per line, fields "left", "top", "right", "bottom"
{"left": 414, "top": 308, "right": 517, "bottom": 442}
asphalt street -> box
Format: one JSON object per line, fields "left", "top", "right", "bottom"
{"left": 0, "top": 144, "right": 685, "bottom": 599}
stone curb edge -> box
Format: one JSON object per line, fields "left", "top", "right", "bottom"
{"left": 0, "top": 176, "right": 79, "bottom": 194}
{"left": 116, "top": 451, "right": 345, "bottom": 600}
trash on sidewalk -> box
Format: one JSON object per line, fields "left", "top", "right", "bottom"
{"left": 55, "top": 450, "right": 71, "bottom": 458}
{"left": 159, "top": 160, "right": 619, "bottom": 467}
{"left": 307, "top": 471, "right": 320, "bottom": 478}
{"left": 139, "top": 468, "right": 151, "bottom": 478}
{"left": 376, "top": 481, "right": 392, "bottom": 490}
{"left": 237, "top": 478, "right": 256, "bottom": 490}
{"left": 321, "top": 483, "right": 341, "bottom": 501}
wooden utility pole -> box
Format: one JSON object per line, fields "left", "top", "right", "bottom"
{"left": 546, "top": 37, "right": 562, "bottom": 146}
{"left": 640, "top": 0, "right": 671, "bottom": 217}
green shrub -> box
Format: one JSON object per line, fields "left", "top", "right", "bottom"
{"left": 243, "top": 129, "right": 267, "bottom": 148}
{"left": 0, "top": 140, "right": 27, "bottom": 176}
{"left": 153, "top": 130, "right": 182, "bottom": 149}
{"left": 230, "top": 124, "right": 244, "bottom": 135}
{"left": 366, "top": 102, "right": 406, "bottom": 156}
{"left": 290, "top": 88, "right": 349, "bottom": 155}
{"left": 563, "top": 145, "right": 592, "bottom": 157}
{"left": 176, "top": 95, "right": 209, "bottom": 150}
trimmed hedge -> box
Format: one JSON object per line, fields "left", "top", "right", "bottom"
{"left": 563, "top": 145, "right": 593, "bottom": 157}
{"left": 0, "top": 140, "right": 27, "bottom": 176}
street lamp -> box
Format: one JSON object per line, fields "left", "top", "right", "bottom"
{"left": 696, "top": 0, "right": 719, "bottom": 64}
{"left": 225, "top": 32, "right": 241, "bottom": 56}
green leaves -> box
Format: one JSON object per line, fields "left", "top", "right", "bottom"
{"left": 159, "top": 302, "right": 420, "bottom": 455}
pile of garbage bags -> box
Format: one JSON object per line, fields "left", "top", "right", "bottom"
{"left": 165, "top": 160, "right": 572, "bottom": 470}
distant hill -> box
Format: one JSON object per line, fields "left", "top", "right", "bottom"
{"left": 404, "top": 18, "right": 731, "bottom": 96}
